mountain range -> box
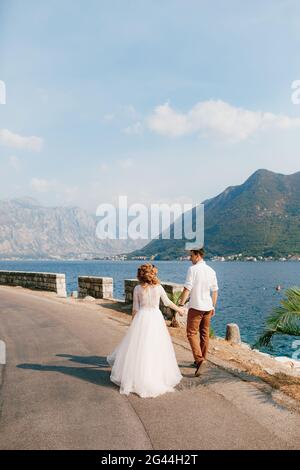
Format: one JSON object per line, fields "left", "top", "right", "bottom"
{"left": 0, "top": 197, "right": 145, "bottom": 259}
{"left": 1, "top": 169, "right": 300, "bottom": 260}
{"left": 129, "top": 169, "right": 300, "bottom": 259}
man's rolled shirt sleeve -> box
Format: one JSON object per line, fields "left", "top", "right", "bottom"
{"left": 184, "top": 266, "right": 194, "bottom": 291}
{"left": 210, "top": 272, "right": 219, "bottom": 292}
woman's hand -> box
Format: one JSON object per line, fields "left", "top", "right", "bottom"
{"left": 177, "top": 306, "right": 186, "bottom": 317}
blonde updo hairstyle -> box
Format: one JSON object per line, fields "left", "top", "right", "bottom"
{"left": 137, "top": 263, "right": 160, "bottom": 287}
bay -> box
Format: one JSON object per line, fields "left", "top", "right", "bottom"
{"left": 0, "top": 259, "right": 299, "bottom": 358}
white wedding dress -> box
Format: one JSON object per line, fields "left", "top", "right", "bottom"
{"left": 107, "top": 284, "right": 182, "bottom": 398}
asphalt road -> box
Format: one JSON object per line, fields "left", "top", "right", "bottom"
{"left": 0, "top": 286, "right": 300, "bottom": 450}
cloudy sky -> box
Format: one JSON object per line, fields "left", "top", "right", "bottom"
{"left": 1, "top": 0, "right": 300, "bottom": 213}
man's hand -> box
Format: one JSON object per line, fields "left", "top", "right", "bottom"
{"left": 211, "top": 291, "right": 218, "bottom": 315}
{"left": 177, "top": 307, "right": 186, "bottom": 317}
{"left": 211, "top": 308, "right": 216, "bottom": 317}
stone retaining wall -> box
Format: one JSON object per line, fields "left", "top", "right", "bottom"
{"left": 124, "top": 279, "right": 183, "bottom": 319}
{"left": 78, "top": 276, "right": 113, "bottom": 299}
{"left": 0, "top": 270, "right": 67, "bottom": 297}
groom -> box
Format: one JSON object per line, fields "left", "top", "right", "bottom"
{"left": 178, "top": 248, "right": 218, "bottom": 377}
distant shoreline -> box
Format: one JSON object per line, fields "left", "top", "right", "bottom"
{"left": 1, "top": 257, "right": 300, "bottom": 263}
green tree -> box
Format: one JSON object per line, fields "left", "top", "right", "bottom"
{"left": 255, "top": 287, "right": 300, "bottom": 349}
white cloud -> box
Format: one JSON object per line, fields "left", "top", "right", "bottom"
{"left": 118, "top": 158, "right": 134, "bottom": 169}
{"left": 103, "top": 105, "right": 139, "bottom": 126}
{"left": 103, "top": 113, "right": 115, "bottom": 122}
{"left": 30, "top": 177, "right": 53, "bottom": 192}
{"left": 63, "top": 185, "right": 79, "bottom": 203}
{"left": 8, "top": 155, "right": 21, "bottom": 171}
{"left": 0, "top": 80, "right": 6, "bottom": 105}
{"left": 99, "top": 162, "right": 109, "bottom": 172}
{"left": 37, "top": 88, "right": 49, "bottom": 105}
{"left": 122, "top": 121, "right": 143, "bottom": 135}
{"left": 30, "top": 178, "right": 79, "bottom": 204}
{"left": 0, "top": 129, "right": 43, "bottom": 151}
{"left": 122, "top": 104, "right": 138, "bottom": 119}
{"left": 147, "top": 100, "right": 300, "bottom": 142}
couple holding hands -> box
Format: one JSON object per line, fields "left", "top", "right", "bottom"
{"left": 107, "top": 248, "right": 218, "bottom": 398}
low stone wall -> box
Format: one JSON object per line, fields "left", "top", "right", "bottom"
{"left": 78, "top": 276, "right": 113, "bottom": 299}
{"left": 0, "top": 270, "right": 67, "bottom": 297}
{"left": 124, "top": 279, "right": 183, "bottom": 319}
{"left": 124, "top": 279, "right": 139, "bottom": 304}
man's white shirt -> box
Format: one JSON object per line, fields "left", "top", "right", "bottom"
{"left": 184, "top": 260, "right": 218, "bottom": 311}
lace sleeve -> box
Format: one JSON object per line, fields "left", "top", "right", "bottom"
{"left": 159, "top": 285, "right": 172, "bottom": 307}
{"left": 132, "top": 285, "right": 140, "bottom": 312}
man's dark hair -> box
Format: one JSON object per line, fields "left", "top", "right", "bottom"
{"left": 191, "top": 248, "right": 205, "bottom": 257}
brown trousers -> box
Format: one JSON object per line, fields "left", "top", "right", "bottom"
{"left": 186, "top": 308, "right": 212, "bottom": 364}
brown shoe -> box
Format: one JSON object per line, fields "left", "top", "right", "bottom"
{"left": 195, "top": 361, "right": 204, "bottom": 377}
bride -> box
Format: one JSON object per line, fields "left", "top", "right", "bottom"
{"left": 107, "top": 263, "right": 185, "bottom": 398}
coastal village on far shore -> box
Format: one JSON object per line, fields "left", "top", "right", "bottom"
{"left": 1, "top": 253, "right": 300, "bottom": 262}
{"left": 3, "top": 253, "right": 300, "bottom": 262}
{"left": 101, "top": 253, "right": 300, "bottom": 262}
